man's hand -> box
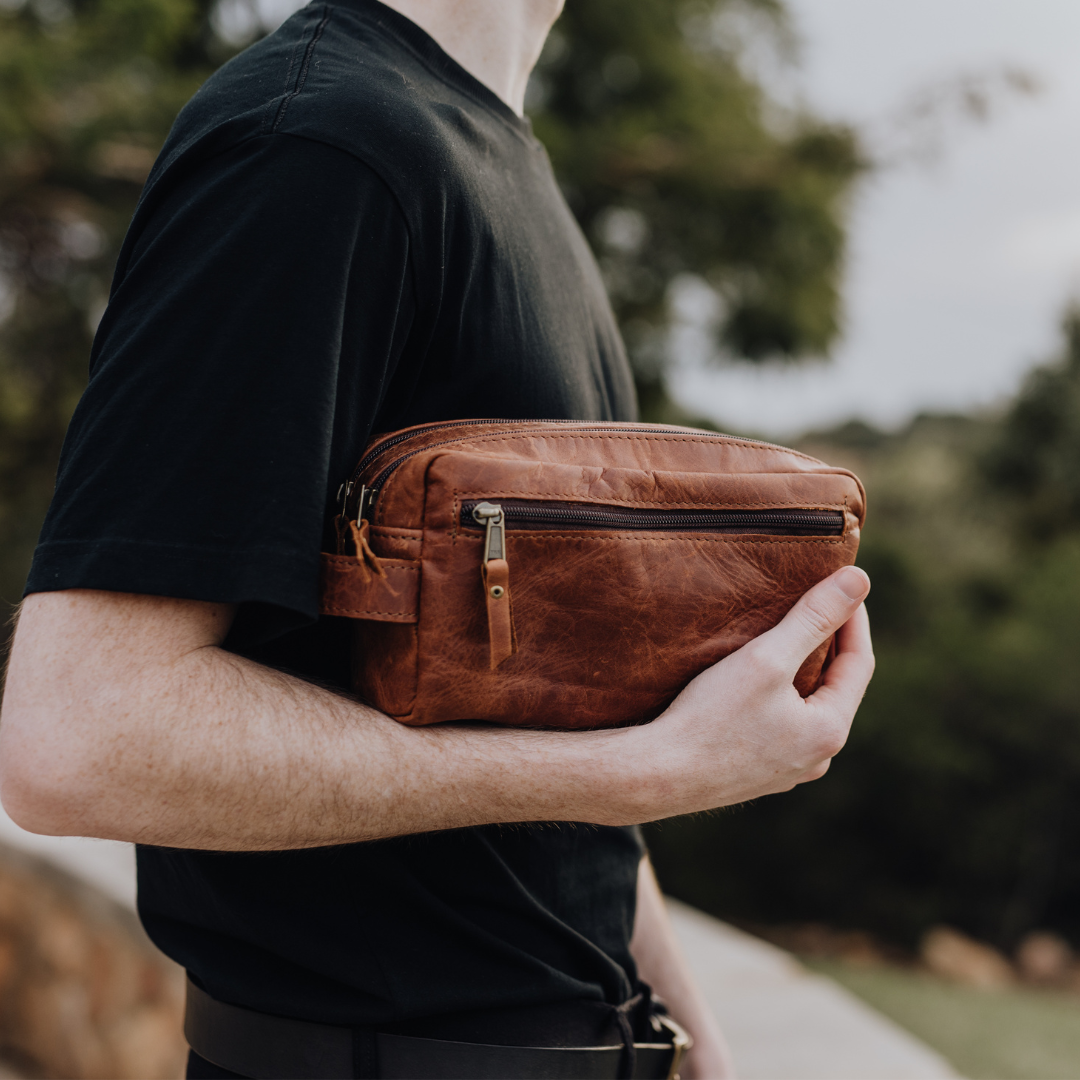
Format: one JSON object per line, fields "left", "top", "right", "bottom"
{"left": 0, "top": 567, "right": 871, "bottom": 849}
{"left": 620, "top": 564, "right": 874, "bottom": 822}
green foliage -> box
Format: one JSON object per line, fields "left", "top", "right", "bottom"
{"left": 0, "top": 0, "right": 223, "bottom": 608}
{"left": 812, "top": 959, "right": 1080, "bottom": 1080}
{"left": 983, "top": 307, "right": 1080, "bottom": 539}
{"left": 530, "top": 0, "right": 862, "bottom": 402}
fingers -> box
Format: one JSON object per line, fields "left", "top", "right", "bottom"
{"left": 807, "top": 603, "right": 875, "bottom": 716}
{"left": 753, "top": 565, "right": 871, "bottom": 676}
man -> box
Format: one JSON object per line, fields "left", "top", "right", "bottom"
{"left": 0, "top": 1, "right": 874, "bottom": 1077}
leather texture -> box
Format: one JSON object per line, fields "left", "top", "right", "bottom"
{"left": 321, "top": 421, "right": 866, "bottom": 729}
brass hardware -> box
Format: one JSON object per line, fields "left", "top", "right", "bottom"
{"left": 657, "top": 1014, "right": 692, "bottom": 1080}
{"left": 357, "top": 485, "right": 376, "bottom": 522}
{"left": 489, "top": 585, "right": 505, "bottom": 598}
{"left": 472, "top": 501, "right": 505, "bottom": 565}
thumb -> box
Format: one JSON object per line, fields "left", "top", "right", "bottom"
{"left": 760, "top": 565, "right": 871, "bottom": 674}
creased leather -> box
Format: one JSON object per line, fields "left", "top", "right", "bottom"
{"left": 324, "top": 421, "right": 866, "bottom": 729}
{"left": 319, "top": 554, "right": 419, "bottom": 622}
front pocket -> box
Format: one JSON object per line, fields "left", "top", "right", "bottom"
{"left": 459, "top": 499, "right": 846, "bottom": 670}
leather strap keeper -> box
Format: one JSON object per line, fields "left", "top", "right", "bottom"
{"left": 319, "top": 554, "right": 419, "bottom": 622}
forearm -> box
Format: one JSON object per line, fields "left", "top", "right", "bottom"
{"left": 0, "top": 592, "right": 635, "bottom": 850}
{"left": 1, "top": 567, "right": 873, "bottom": 851}
{"left": 631, "top": 858, "right": 735, "bottom": 1080}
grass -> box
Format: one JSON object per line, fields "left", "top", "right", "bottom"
{"left": 806, "top": 959, "right": 1080, "bottom": 1080}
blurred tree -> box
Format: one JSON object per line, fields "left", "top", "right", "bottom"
{"left": 0, "top": 0, "right": 226, "bottom": 610}
{"left": 647, "top": 350, "right": 1080, "bottom": 952}
{"left": 529, "top": 0, "right": 862, "bottom": 416}
{"left": 983, "top": 306, "right": 1080, "bottom": 540}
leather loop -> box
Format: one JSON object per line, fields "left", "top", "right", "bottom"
{"left": 319, "top": 554, "right": 419, "bottom": 622}
{"left": 481, "top": 558, "right": 516, "bottom": 669}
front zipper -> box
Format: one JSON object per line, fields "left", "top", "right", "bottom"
{"left": 463, "top": 498, "right": 844, "bottom": 671}
{"left": 461, "top": 500, "right": 845, "bottom": 537}
{"left": 344, "top": 421, "right": 801, "bottom": 522}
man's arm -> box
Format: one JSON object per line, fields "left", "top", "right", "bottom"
{"left": 630, "top": 858, "right": 735, "bottom": 1080}
{"left": 0, "top": 567, "right": 872, "bottom": 849}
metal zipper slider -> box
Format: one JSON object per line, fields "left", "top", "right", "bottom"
{"left": 471, "top": 502, "right": 515, "bottom": 668}
{"left": 472, "top": 502, "right": 505, "bottom": 564}
{"left": 357, "top": 485, "right": 376, "bottom": 523}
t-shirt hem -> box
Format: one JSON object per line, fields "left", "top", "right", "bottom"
{"left": 25, "top": 539, "right": 318, "bottom": 621}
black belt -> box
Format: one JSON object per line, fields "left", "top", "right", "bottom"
{"left": 185, "top": 978, "right": 689, "bottom": 1080}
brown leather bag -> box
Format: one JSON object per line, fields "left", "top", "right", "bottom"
{"left": 320, "top": 420, "right": 865, "bottom": 729}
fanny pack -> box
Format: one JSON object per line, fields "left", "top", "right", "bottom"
{"left": 320, "top": 420, "right": 865, "bottom": 730}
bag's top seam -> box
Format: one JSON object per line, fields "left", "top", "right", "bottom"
{"left": 416, "top": 430, "right": 830, "bottom": 466}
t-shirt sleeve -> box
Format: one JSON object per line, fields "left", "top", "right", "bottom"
{"left": 25, "top": 134, "right": 414, "bottom": 645}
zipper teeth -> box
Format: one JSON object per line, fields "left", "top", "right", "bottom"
{"left": 350, "top": 419, "right": 534, "bottom": 483}
{"left": 461, "top": 503, "right": 844, "bottom": 532}
{"left": 363, "top": 424, "right": 797, "bottom": 496}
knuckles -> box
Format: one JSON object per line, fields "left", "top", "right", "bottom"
{"left": 808, "top": 721, "right": 849, "bottom": 761}
{"left": 793, "top": 600, "right": 844, "bottom": 643}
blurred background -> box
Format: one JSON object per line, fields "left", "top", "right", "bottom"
{"left": 3, "top": 0, "right": 1080, "bottom": 1076}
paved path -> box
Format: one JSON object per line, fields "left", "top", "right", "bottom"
{"left": 668, "top": 900, "right": 958, "bottom": 1078}
{"left": 0, "top": 806, "right": 958, "bottom": 1078}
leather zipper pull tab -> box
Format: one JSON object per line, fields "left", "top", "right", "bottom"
{"left": 473, "top": 502, "right": 516, "bottom": 669}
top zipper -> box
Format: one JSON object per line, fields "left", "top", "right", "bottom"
{"left": 339, "top": 420, "right": 573, "bottom": 515}
{"left": 343, "top": 420, "right": 801, "bottom": 522}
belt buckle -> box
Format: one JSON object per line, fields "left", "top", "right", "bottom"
{"left": 656, "top": 1014, "right": 692, "bottom": 1080}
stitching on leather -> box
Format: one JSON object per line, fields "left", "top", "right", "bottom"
{"left": 322, "top": 558, "right": 419, "bottom": 572}
{"left": 372, "top": 527, "right": 422, "bottom": 540}
{"left": 448, "top": 431, "right": 828, "bottom": 466}
{"left": 328, "top": 607, "right": 416, "bottom": 618}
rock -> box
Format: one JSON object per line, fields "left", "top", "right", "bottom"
{"left": 750, "top": 923, "right": 892, "bottom": 966}
{"left": 1015, "top": 931, "right": 1073, "bottom": 984}
{"left": 920, "top": 926, "right": 1013, "bottom": 989}
{"left": 0, "top": 842, "right": 185, "bottom": 1079}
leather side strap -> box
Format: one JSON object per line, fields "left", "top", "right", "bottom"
{"left": 482, "top": 558, "right": 516, "bottom": 669}
{"left": 319, "top": 553, "right": 420, "bottom": 622}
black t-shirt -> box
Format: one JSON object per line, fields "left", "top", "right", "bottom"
{"left": 26, "top": 0, "right": 646, "bottom": 1026}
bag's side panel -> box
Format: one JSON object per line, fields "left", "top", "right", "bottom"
{"left": 404, "top": 454, "right": 861, "bottom": 729}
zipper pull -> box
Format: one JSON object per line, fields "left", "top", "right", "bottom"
{"left": 357, "top": 485, "right": 376, "bottom": 522}
{"left": 472, "top": 502, "right": 516, "bottom": 669}
{"left": 473, "top": 501, "right": 505, "bottom": 562}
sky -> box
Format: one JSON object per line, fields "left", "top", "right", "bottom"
{"left": 245, "top": 0, "right": 1080, "bottom": 438}
{"left": 670, "top": 0, "right": 1080, "bottom": 436}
